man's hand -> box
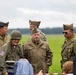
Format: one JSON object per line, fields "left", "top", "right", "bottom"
{"left": 37, "top": 70, "right": 43, "bottom": 75}
{"left": 3, "top": 72, "right": 8, "bottom": 75}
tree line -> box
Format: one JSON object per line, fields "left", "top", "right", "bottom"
{"left": 8, "top": 27, "right": 76, "bottom": 34}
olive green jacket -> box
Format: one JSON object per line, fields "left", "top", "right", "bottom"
{"left": 2, "top": 41, "right": 23, "bottom": 61}
{"left": 22, "top": 40, "right": 53, "bottom": 73}
{"left": 0, "top": 41, "right": 23, "bottom": 74}
{"left": 61, "top": 36, "right": 76, "bottom": 67}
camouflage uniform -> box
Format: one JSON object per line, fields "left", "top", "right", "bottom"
{"left": 0, "top": 41, "right": 23, "bottom": 75}
{"left": 61, "top": 24, "right": 76, "bottom": 67}
{"left": 22, "top": 40, "right": 53, "bottom": 74}
{"left": 2, "top": 41, "right": 23, "bottom": 61}
{"left": 61, "top": 35, "right": 76, "bottom": 66}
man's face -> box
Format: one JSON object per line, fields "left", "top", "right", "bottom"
{"left": 32, "top": 32, "right": 40, "bottom": 42}
{"left": 29, "top": 24, "right": 37, "bottom": 30}
{"left": 11, "top": 39, "right": 20, "bottom": 46}
{"left": 0, "top": 25, "right": 8, "bottom": 35}
{"left": 63, "top": 30, "right": 73, "bottom": 38}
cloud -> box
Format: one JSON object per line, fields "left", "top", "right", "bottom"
{"left": 0, "top": 0, "right": 76, "bottom": 28}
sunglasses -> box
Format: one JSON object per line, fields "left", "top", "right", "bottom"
{"left": 63, "top": 32, "right": 68, "bottom": 34}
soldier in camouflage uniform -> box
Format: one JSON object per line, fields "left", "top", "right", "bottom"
{"left": 0, "top": 30, "right": 23, "bottom": 75}
{"left": 61, "top": 23, "right": 76, "bottom": 68}
{"left": 22, "top": 28, "right": 53, "bottom": 74}
{"left": 29, "top": 20, "right": 47, "bottom": 41}
{"left": 0, "top": 21, "right": 10, "bottom": 48}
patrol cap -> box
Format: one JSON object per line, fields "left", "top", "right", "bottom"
{"left": 0, "top": 21, "right": 9, "bottom": 27}
{"left": 31, "top": 28, "right": 39, "bottom": 35}
{"left": 29, "top": 20, "right": 41, "bottom": 27}
{"left": 10, "top": 30, "right": 22, "bottom": 40}
{"left": 63, "top": 23, "right": 73, "bottom": 30}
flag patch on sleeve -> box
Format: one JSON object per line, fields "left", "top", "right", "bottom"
{"left": 0, "top": 51, "right": 4, "bottom": 56}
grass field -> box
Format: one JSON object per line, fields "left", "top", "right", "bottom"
{"left": 20, "top": 34, "right": 65, "bottom": 73}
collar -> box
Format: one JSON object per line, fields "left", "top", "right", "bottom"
{"left": 65, "top": 34, "right": 75, "bottom": 41}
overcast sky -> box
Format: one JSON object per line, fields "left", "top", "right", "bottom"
{"left": 0, "top": 0, "right": 76, "bottom": 28}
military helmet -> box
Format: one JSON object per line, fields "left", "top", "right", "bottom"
{"left": 10, "top": 30, "right": 22, "bottom": 40}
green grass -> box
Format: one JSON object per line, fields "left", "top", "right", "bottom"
{"left": 20, "top": 34, "right": 65, "bottom": 73}
{"left": 47, "top": 35, "right": 64, "bottom": 73}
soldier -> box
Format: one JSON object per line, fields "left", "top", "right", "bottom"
{"left": 60, "top": 23, "right": 76, "bottom": 67}
{"left": 0, "top": 30, "right": 23, "bottom": 75}
{"left": 29, "top": 20, "right": 47, "bottom": 41}
{"left": 0, "top": 21, "right": 10, "bottom": 48}
{"left": 22, "top": 28, "right": 53, "bottom": 74}
{"left": 2, "top": 30, "right": 23, "bottom": 61}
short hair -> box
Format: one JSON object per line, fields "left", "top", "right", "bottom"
{"left": 62, "top": 61, "right": 73, "bottom": 74}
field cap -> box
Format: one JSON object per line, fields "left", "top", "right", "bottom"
{"left": 0, "top": 21, "right": 9, "bottom": 27}
{"left": 29, "top": 20, "right": 41, "bottom": 27}
{"left": 63, "top": 23, "right": 73, "bottom": 30}
{"left": 31, "top": 28, "right": 39, "bottom": 34}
